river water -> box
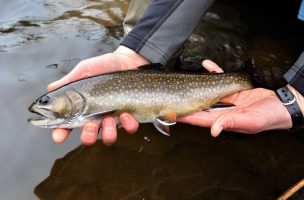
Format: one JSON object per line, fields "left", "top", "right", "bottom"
{"left": 0, "top": 0, "right": 304, "bottom": 199}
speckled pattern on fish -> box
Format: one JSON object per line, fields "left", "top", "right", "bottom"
{"left": 28, "top": 66, "right": 254, "bottom": 129}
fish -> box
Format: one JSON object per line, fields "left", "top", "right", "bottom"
{"left": 28, "top": 59, "right": 259, "bottom": 136}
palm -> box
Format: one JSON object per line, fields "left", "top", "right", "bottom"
{"left": 220, "top": 88, "right": 290, "bottom": 131}
{"left": 179, "top": 59, "right": 292, "bottom": 137}
{"left": 223, "top": 88, "right": 275, "bottom": 108}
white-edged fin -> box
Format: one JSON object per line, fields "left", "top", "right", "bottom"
{"left": 206, "top": 102, "right": 236, "bottom": 112}
{"left": 153, "top": 118, "right": 176, "bottom": 136}
{"left": 156, "top": 118, "right": 176, "bottom": 126}
{"left": 206, "top": 106, "right": 236, "bottom": 112}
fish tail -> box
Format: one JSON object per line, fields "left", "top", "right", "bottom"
{"left": 237, "top": 58, "right": 263, "bottom": 87}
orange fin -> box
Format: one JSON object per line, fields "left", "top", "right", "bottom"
{"left": 220, "top": 99, "right": 234, "bottom": 105}
{"left": 161, "top": 111, "right": 177, "bottom": 121}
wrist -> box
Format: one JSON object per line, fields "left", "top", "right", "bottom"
{"left": 273, "top": 95, "right": 293, "bottom": 130}
{"left": 114, "top": 46, "right": 151, "bottom": 69}
{"left": 287, "top": 84, "right": 304, "bottom": 114}
{"left": 276, "top": 85, "right": 304, "bottom": 130}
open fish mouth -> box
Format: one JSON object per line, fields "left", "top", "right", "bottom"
{"left": 27, "top": 104, "right": 57, "bottom": 125}
{"left": 27, "top": 107, "right": 66, "bottom": 128}
{"left": 28, "top": 110, "right": 48, "bottom": 122}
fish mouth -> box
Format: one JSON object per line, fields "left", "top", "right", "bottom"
{"left": 28, "top": 103, "right": 48, "bottom": 120}
{"left": 27, "top": 110, "right": 47, "bottom": 122}
{"left": 27, "top": 104, "right": 58, "bottom": 127}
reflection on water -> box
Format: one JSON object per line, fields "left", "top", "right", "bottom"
{"left": 0, "top": 0, "right": 129, "bottom": 50}
{"left": 35, "top": 126, "right": 304, "bottom": 200}
{"left": 0, "top": 0, "right": 303, "bottom": 199}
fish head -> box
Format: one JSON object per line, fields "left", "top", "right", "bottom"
{"left": 28, "top": 89, "right": 86, "bottom": 128}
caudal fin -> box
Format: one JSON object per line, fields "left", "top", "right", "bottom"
{"left": 236, "top": 58, "right": 263, "bottom": 87}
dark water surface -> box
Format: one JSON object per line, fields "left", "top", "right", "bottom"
{"left": 0, "top": 0, "right": 304, "bottom": 199}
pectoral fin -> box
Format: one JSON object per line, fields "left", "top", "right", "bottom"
{"left": 153, "top": 117, "right": 176, "bottom": 136}
{"left": 206, "top": 101, "right": 235, "bottom": 111}
{"left": 156, "top": 118, "right": 176, "bottom": 126}
{"left": 82, "top": 110, "right": 116, "bottom": 120}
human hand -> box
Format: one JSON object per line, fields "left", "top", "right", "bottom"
{"left": 48, "top": 46, "right": 149, "bottom": 145}
{"left": 178, "top": 60, "right": 294, "bottom": 137}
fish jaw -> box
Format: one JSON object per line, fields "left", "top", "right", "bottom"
{"left": 28, "top": 118, "right": 66, "bottom": 128}
{"left": 28, "top": 103, "right": 66, "bottom": 128}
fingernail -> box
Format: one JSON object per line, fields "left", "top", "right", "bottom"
{"left": 215, "top": 126, "right": 223, "bottom": 137}
{"left": 52, "top": 131, "right": 64, "bottom": 143}
{"left": 47, "top": 83, "right": 55, "bottom": 91}
{"left": 121, "top": 113, "right": 130, "bottom": 123}
{"left": 52, "top": 132, "right": 60, "bottom": 141}
{"left": 85, "top": 125, "right": 97, "bottom": 133}
{"left": 104, "top": 118, "right": 115, "bottom": 127}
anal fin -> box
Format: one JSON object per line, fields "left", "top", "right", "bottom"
{"left": 153, "top": 117, "right": 176, "bottom": 136}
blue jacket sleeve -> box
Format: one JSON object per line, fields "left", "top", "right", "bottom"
{"left": 283, "top": 51, "right": 304, "bottom": 96}
{"left": 121, "top": 0, "right": 215, "bottom": 65}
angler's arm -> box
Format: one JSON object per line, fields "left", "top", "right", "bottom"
{"left": 283, "top": 51, "right": 304, "bottom": 98}
{"left": 121, "top": 0, "right": 215, "bottom": 65}
{"left": 283, "top": 51, "right": 304, "bottom": 126}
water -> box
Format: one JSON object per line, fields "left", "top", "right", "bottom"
{"left": 0, "top": 0, "right": 304, "bottom": 199}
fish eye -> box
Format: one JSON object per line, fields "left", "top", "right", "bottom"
{"left": 39, "top": 96, "right": 51, "bottom": 105}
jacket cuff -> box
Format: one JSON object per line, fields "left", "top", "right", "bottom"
{"left": 283, "top": 51, "right": 304, "bottom": 96}
{"left": 121, "top": 32, "right": 169, "bottom": 65}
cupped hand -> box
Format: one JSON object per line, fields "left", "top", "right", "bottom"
{"left": 179, "top": 60, "right": 293, "bottom": 137}
{"left": 48, "top": 46, "right": 149, "bottom": 145}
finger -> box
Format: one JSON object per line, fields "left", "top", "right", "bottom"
{"left": 48, "top": 76, "right": 72, "bottom": 92}
{"left": 178, "top": 111, "right": 214, "bottom": 127}
{"left": 119, "top": 113, "right": 139, "bottom": 134}
{"left": 178, "top": 108, "right": 232, "bottom": 126}
{"left": 202, "top": 60, "right": 224, "bottom": 73}
{"left": 47, "top": 64, "right": 90, "bottom": 92}
{"left": 101, "top": 116, "right": 117, "bottom": 145}
{"left": 80, "top": 121, "right": 99, "bottom": 145}
{"left": 211, "top": 111, "right": 245, "bottom": 137}
{"left": 52, "top": 128, "right": 71, "bottom": 143}
{"left": 47, "top": 56, "right": 115, "bottom": 92}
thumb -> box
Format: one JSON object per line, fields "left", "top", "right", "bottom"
{"left": 47, "top": 58, "right": 100, "bottom": 92}
{"left": 202, "top": 60, "right": 224, "bottom": 73}
{"left": 211, "top": 111, "right": 242, "bottom": 137}
{"left": 47, "top": 75, "right": 72, "bottom": 92}
{"left": 47, "top": 54, "right": 123, "bottom": 92}
{"left": 47, "top": 67, "right": 85, "bottom": 92}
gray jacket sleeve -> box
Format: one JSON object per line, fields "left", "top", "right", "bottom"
{"left": 121, "top": 0, "right": 215, "bottom": 65}
{"left": 283, "top": 51, "right": 304, "bottom": 96}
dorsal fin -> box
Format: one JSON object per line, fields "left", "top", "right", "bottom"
{"left": 235, "top": 58, "right": 256, "bottom": 73}
{"left": 137, "top": 63, "right": 164, "bottom": 71}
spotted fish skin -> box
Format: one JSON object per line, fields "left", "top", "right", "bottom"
{"left": 71, "top": 69, "right": 252, "bottom": 122}
{"left": 28, "top": 62, "right": 256, "bottom": 129}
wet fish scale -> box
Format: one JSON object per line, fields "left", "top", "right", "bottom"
{"left": 28, "top": 63, "right": 256, "bottom": 132}
{"left": 74, "top": 70, "right": 252, "bottom": 122}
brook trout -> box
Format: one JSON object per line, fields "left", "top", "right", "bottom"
{"left": 28, "top": 60, "right": 259, "bottom": 135}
